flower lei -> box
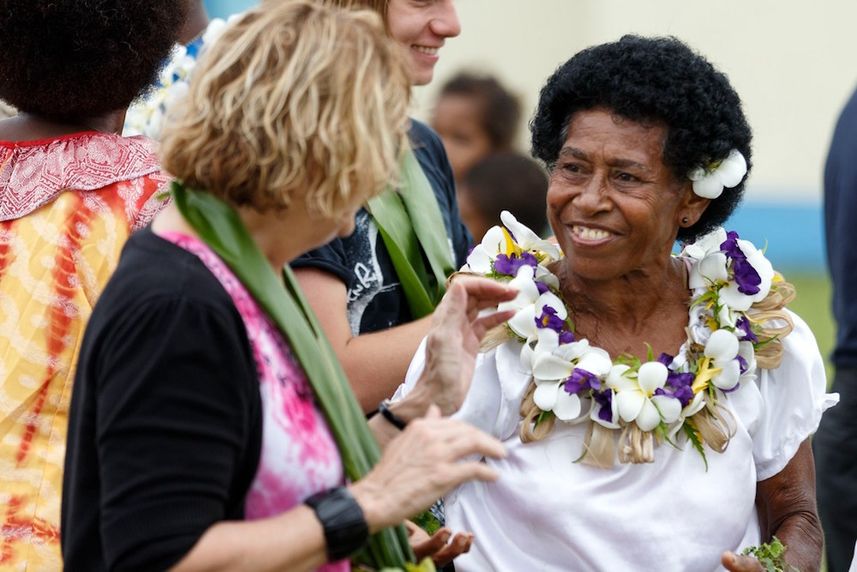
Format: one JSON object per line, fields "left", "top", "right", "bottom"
{"left": 467, "top": 211, "right": 780, "bottom": 468}
{"left": 124, "top": 18, "right": 230, "bottom": 139}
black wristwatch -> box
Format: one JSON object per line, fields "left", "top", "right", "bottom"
{"left": 378, "top": 399, "right": 408, "bottom": 430}
{"left": 304, "top": 486, "right": 369, "bottom": 561}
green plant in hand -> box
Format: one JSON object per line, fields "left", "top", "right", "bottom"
{"left": 742, "top": 537, "right": 797, "bottom": 572}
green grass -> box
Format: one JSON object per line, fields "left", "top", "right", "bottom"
{"left": 783, "top": 272, "right": 835, "bottom": 385}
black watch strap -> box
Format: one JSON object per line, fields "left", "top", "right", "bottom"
{"left": 378, "top": 399, "right": 408, "bottom": 430}
{"left": 304, "top": 486, "right": 369, "bottom": 561}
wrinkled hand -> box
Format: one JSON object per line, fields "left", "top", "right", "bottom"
{"left": 405, "top": 521, "right": 474, "bottom": 567}
{"left": 416, "top": 276, "right": 516, "bottom": 415}
{"left": 351, "top": 406, "right": 505, "bottom": 532}
{"left": 722, "top": 551, "right": 765, "bottom": 572}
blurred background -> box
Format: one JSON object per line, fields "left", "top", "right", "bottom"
{"left": 205, "top": 0, "right": 851, "bottom": 370}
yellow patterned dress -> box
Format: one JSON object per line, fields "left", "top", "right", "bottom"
{"left": 0, "top": 132, "right": 168, "bottom": 570}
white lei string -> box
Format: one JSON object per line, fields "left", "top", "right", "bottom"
{"left": 466, "top": 211, "right": 777, "bottom": 467}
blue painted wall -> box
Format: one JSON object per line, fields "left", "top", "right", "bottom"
{"left": 204, "top": 0, "right": 257, "bottom": 18}
{"left": 710, "top": 201, "right": 825, "bottom": 273}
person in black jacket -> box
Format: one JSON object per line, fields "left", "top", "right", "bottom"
{"left": 814, "top": 84, "right": 857, "bottom": 572}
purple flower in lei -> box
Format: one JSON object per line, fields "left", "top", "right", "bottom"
{"left": 493, "top": 251, "right": 538, "bottom": 277}
{"left": 592, "top": 388, "right": 614, "bottom": 423}
{"left": 563, "top": 368, "right": 601, "bottom": 395}
{"left": 653, "top": 353, "right": 694, "bottom": 407}
{"left": 535, "top": 305, "right": 576, "bottom": 343}
{"left": 720, "top": 231, "right": 762, "bottom": 295}
{"left": 735, "top": 315, "right": 758, "bottom": 343}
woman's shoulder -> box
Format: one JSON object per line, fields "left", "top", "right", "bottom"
{"left": 96, "top": 229, "right": 243, "bottom": 327}
{"left": 731, "top": 306, "right": 837, "bottom": 479}
{"left": 1, "top": 132, "right": 166, "bottom": 221}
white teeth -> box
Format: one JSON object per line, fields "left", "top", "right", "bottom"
{"left": 573, "top": 226, "right": 611, "bottom": 241}
{"left": 413, "top": 45, "right": 439, "bottom": 55}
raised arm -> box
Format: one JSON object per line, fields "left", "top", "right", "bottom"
{"left": 294, "top": 267, "right": 433, "bottom": 412}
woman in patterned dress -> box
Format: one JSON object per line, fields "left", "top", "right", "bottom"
{"left": 0, "top": 1, "right": 187, "bottom": 568}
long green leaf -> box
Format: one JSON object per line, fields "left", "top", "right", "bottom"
{"left": 367, "top": 149, "right": 456, "bottom": 319}
{"left": 172, "top": 182, "right": 414, "bottom": 568}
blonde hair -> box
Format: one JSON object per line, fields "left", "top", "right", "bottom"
{"left": 322, "top": 0, "right": 389, "bottom": 17}
{"left": 161, "top": 0, "right": 410, "bottom": 217}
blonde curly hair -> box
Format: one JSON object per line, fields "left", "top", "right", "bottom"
{"left": 160, "top": 0, "right": 411, "bottom": 217}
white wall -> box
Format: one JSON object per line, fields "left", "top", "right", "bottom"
{"left": 413, "top": 0, "right": 857, "bottom": 202}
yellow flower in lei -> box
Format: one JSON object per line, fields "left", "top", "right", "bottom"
{"left": 465, "top": 213, "right": 780, "bottom": 467}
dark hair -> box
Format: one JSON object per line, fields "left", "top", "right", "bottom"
{"left": 0, "top": 1, "right": 187, "bottom": 120}
{"left": 440, "top": 72, "right": 522, "bottom": 150}
{"left": 530, "top": 35, "right": 752, "bottom": 241}
{"left": 463, "top": 152, "right": 549, "bottom": 235}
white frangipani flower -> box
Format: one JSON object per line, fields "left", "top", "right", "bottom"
{"left": 668, "top": 391, "right": 707, "bottom": 440}
{"left": 703, "top": 329, "right": 742, "bottom": 390}
{"left": 608, "top": 362, "right": 681, "bottom": 432}
{"left": 531, "top": 339, "right": 612, "bottom": 422}
{"left": 465, "top": 224, "right": 506, "bottom": 274}
{"left": 465, "top": 211, "right": 561, "bottom": 277}
{"left": 687, "top": 304, "right": 713, "bottom": 346}
{"left": 717, "top": 238, "right": 774, "bottom": 311}
{"left": 688, "top": 150, "right": 747, "bottom": 199}
{"left": 737, "top": 340, "right": 757, "bottom": 383}
{"left": 500, "top": 210, "right": 562, "bottom": 262}
{"left": 682, "top": 227, "right": 728, "bottom": 261}
{"left": 688, "top": 251, "right": 728, "bottom": 291}
{"left": 498, "top": 267, "right": 565, "bottom": 343}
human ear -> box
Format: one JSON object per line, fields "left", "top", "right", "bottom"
{"left": 676, "top": 182, "right": 710, "bottom": 228}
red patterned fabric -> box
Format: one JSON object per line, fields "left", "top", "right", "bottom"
{"left": 0, "top": 132, "right": 164, "bottom": 222}
{"left": 0, "top": 131, "right": 169, "bottom": 569}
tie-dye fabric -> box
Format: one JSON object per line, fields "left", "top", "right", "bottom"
{"left": 0, "top": 132, "right": 167, "bottom": 570}
{"left": 161, "top": 232, "right": 346, "bottom": 572}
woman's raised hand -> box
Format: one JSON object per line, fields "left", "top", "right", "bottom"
{"left": 350, "top": 406, "right": 505, "bottom": 532}
{"left": 416, "top": 277, "right": 516, "bottom": 416}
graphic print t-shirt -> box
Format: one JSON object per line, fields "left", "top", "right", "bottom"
{"left": 292, "top": 120, "right": 471, "bottom": 334}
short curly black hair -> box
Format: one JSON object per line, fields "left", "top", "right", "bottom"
{"left": 0, "top": 0, "right": 187, "bottom": 120}
{"left": 440, "top": 72, "right": 522, "bottom": 150}
{"left": 530, "top": 35, "right": 752, "bottom": 241}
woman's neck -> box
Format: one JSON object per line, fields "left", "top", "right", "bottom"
{"left": 557, "top": 257, "right": 691, "bottom": 355}
{"left": 152, "top": 202, "right": 302, "bottom": 271}
{"left": 0, "top": 111, "right": 125, "bottom": 141}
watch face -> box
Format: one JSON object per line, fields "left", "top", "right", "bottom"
{"left": 306, "top": 487, "right": 369, "bottom": 561}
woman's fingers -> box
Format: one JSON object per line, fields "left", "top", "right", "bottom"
{"left": 417, "top": 418, "right": 506, "bottom": 461}
{"left": 471, "top": 309, "right": 515, "bottom": 337}
{"left": 721, "top": 551, "right": 765, "bottom": 572}
{"left": 450, "top": 276, "right": 517, "bottom": 309}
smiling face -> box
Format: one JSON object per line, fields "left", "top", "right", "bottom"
{"left": 548, "top": 108, "right": 707, "bottom": 282}
{"left": 386, "top": 0, "right": 460, "bottom": 86}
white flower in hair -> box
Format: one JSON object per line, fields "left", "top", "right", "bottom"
{"left": 688, "top": 149, "right": 747, "bottom": 199}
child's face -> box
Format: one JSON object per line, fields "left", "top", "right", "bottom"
{"left": 456, "top": 183, "right": 492, "bottom": 242}
{"left": 432, "top": 94, "right": 493, "bottom": 181}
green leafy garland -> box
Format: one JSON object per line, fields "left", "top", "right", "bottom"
{"left": 172, "top": 182, "right": 433, "bottom": 571}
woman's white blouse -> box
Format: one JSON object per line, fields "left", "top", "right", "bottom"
{"left": 395, "top": 310, "right": 837, "bottom": 571}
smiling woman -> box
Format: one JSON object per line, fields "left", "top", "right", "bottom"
{"left": 396, "top": 35, "right": 836, "bottom": 572}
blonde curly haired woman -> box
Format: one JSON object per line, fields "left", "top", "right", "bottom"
{"left": 61, "top": 2, "right": 513, "bottom": 570}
